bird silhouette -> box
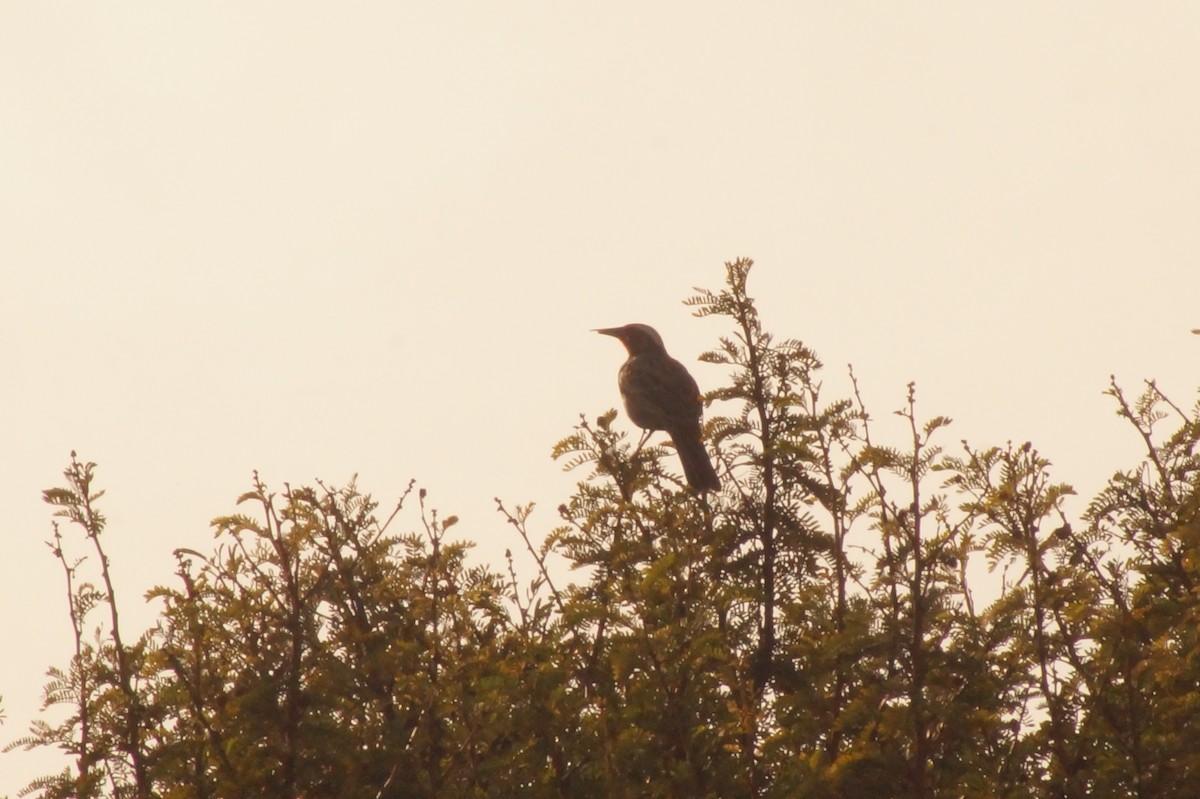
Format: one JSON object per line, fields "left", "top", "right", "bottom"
{"left": 595, "top": 323, "right": 720, "bottom": 492}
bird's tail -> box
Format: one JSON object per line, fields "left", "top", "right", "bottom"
{"left": 670, "top": 428, "right": 721, "bottom": 492}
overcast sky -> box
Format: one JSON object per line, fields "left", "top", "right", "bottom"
{"left": 3, "top": 3, "right": 1199, "bottom": 790}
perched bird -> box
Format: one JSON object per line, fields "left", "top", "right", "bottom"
{"left": 595, "top": 323, "right": 721, "bottom": 492}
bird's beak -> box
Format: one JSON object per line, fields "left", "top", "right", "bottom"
{"left": 594, "top": 327, "right": 623, "bottom": 339}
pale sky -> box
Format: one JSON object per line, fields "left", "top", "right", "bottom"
{"left": 2, "top": 3, "right": 1198, "bottom": 790}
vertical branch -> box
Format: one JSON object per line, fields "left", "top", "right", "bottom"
{"left": 418, "top": 488, "right": 446, "bottom": 796}
{"left": 47, "top": 521, "right": 96, "bottom": 793}
{"left": 46, "top": 454, "right": 150, "bottom": 798}
{"left": 726, "top": 264, "right": 777, "bottom": 696}
{"left": 265, "top": 484, "right": 304, "bottom": 799}
{"left": 900, "top": 384, "right": 931, "bottom": 799}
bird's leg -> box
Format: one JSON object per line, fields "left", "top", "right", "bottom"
{"left": 634, "top": 429, "right": 653, "bottom": 452}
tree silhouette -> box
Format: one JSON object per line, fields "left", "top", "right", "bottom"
{"left": 8, "top": 259, "right": 1199, "bottom": 798}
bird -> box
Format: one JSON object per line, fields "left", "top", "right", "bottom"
{"left": 595, "top": 323, "right": 721, "bottom": 492}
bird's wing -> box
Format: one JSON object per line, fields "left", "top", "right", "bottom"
{"left": 657, "top": 357, "right": 704, "bottom": 420}
{"left": 620, "top": 355, "right": 703, "bottom": 429}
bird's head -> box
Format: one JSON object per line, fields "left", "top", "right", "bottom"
{"left": 595, "top": 323, "right": 667, "bottom": 356}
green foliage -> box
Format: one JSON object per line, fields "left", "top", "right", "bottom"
{"left": 10, "top": 260, "right": 1200, "bottom": 798}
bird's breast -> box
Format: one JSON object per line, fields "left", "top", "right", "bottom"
{"left": 616, "top": 354, "right": 703, "bottom": 432}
